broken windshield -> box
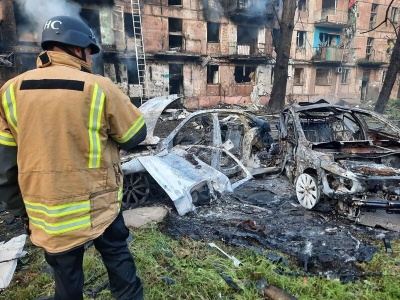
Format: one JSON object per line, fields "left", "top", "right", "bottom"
{"left": 355, "top": 113, "right": 400, "bottom": 141}
{"left": 298, "top": 108, "right": 400, "bottom": 143}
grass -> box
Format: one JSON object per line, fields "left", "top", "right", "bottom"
{"left": 1, "top": 222, "right": 400, "bottom": 300}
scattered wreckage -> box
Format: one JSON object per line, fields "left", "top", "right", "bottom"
{"left": 121, "top": 96, "right": 400, "bottom": 231}
{"left": 120, "top": 95, "right": 279, "bottom": 215}
{"left": 280, "top": 100, "right": 400, "bottom": 231}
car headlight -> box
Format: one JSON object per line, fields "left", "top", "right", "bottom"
{"left": 326, "top": 173, "right": 354, "bottom": 192}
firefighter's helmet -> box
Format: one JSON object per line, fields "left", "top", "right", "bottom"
{"left": 41, "top": 16, "right": 100, "bottom": 54}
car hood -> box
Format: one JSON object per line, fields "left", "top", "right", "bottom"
{"left": 139, "top": 94, "right": 183, "bottom": 145}
{"left": 312, "top": 140, "right": 400, "bottom": 176}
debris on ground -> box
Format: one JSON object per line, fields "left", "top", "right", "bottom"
{"left": 0, "top": 234, "right": 28, "bottom": 289}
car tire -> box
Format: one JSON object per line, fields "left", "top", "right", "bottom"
{"left": 295, "top": 173, "right": 320, "bottom": 209}
{"left": 122, "top": 173, "right": 150, "bottom": 209}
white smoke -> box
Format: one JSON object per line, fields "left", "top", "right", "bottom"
{"left": 15, "top": 0, "right": 82, "bottom": 43}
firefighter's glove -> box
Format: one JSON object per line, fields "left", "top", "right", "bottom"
{"left": 20, "top": 213, "right": 31, "bottom": 236}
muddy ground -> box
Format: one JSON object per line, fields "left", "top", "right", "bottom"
{"left": 156, "top": 174, "right": 400, "bottom": 282}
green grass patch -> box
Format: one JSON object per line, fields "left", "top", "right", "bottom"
{"left": 1, "top": 223, "right": 400, "bottom": 300}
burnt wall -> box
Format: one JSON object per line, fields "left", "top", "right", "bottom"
{"left": 0, "top": 0, "right": 17, "bottom": 48}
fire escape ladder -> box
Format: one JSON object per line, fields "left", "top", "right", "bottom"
{"left": 131, "top": 0, "right": 147, "bottom": 105}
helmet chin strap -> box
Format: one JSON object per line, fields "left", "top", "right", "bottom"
{"left": 57, "top": 44, "right": 87, "bottom": 62}
{"left": 80, "top": 47, "right": 87, "bottom": 62}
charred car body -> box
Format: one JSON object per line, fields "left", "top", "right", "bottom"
{"left": 280, "top": 100, "right": 400, "bottom": 229}
{"left": 121, "top": 95, "right": 278, "bottom": 214}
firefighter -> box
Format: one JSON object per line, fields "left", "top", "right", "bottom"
{"left": 0, "top": 16, "right": 146, "bottom": 300}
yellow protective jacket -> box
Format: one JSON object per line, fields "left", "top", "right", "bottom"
{"left": 0, "top": 51, "right": 146, "bottom": 253}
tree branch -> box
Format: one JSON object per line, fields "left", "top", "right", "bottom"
{"left": 360, "top": 0, "right": 395, "bottom": 34}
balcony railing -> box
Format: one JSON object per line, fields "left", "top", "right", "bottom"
{"left": 357, "top": 50, "right": 388, "bottom": 64}
{"left": 229, "top": 42, "right": 271, "bottom": 56}
{"left": 0, "top": 52, "right": 13, "bottom": 67}
{"left": 314, "top": 9, "right": 349, "bottom": 25}
{"left": 312, "top": 47, "right": 348, "bottom": 62}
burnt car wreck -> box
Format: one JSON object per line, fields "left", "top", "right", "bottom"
{"left": 121, "top": 97, "right": 400, "bottom": 232}
{"left": 280, "top": 100, "right": 400, "bottom": 231}
{"left": 121, "top": 95, "right": 279, "bottom": 214}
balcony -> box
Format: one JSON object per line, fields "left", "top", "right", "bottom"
{"left": 357, "top": 50, "right": 388, "bottom": 66}
{"left": 314, "top": 9, "right": 350, "bottom": 29}
{"left": 312, "top": 47, "right": 348, "bottom": 63}
{"left": 228, "top": 42, "right": 272, "bottom": 58}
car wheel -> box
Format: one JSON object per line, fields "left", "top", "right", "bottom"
{"left": 122, "top": 173, "right": 150, "bottom": 209}
{"left": 295, "top": 173, "right": 320, "bottom": 209}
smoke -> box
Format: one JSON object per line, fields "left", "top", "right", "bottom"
{"left": 15, "top": 0, "right": 82, "bottom": 42}
{"left": 200, "top": 0, "right": 224, "bottom": 21}
{"left": 200, "top": 0, "right": 277, "bottom": 22}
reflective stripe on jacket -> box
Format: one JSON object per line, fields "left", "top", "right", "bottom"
{"left": 0, "top": 51, "right": 145, "bottom": 253}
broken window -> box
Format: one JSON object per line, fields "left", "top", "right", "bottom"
{"left": 318, "top": 32, "right": 340, "bottom": 47}
{"left": 301, "top": 112, "right": 361, "bottom": 142}
{"left": 370, "top": 4, "right": 379, "bottom": 29}
{"left": 99, "top": 6, "right": 124, "bottom": 48}
{"left": 294, "top": 68, "right": 304, "bottom": 85}
{"left": 315, "top": 68, "right": 332, "bottom": 85}
{"left": 322, "top": 0, "right": 336, "bottom": 10}
{"left": 237, "top": 25, "right": 258, "bottom": 55}
{"left": 124, "top": 13, "right": 135, "bottom": 38}
{"left": 168, "top": 0, "right": 182, "bottom": 5}
{"left": 207, "top": 22, "right": 220, "bottom": 43}
{"left": 234, "top": 66, "right": 256, "bottom": 83}
{"left": 207, "top": 65, "right": 219, "bottom": 84}
{"left": 359, "top": 114, "right": 400, "bottom": 139}
{"left": 366, "top": 37, "right": 374, "bottom": 60}
{"left": 169, "top": 18, "right": 183, "bottom": 50}
{"left": 121, "top": 59, "right": 139, "bottom": 84}
{"left": 298, "top": 0, "right": 307, "bottom": 11}
{"left": 391, "top": 7, "right": 399, "bottom": 22}
{"left": 341, "top": 69, "right": 350, "bottom": 84}
{"left": 296, "top": 31, "right": 306, "bottom": 49}
{"left": 169, "top": 64, "right": 183, "bottom": 94}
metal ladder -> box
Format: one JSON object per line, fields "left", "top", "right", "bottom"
{"left": 130, "top": 0, "right": 147, "bottom": 104}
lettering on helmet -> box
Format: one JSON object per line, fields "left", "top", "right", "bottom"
{"left": 89, "top": 28, "right": 95, "bottom": 39}
{"left": 43, "top": 20, "right": 62, "bottom": 30}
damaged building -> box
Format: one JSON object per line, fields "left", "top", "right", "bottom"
{"left": 0, "top": 0, "right": 399, "bottom": 107}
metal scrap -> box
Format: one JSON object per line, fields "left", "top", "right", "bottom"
{"left": 209, "top": 243, "right": 242, "bottom": 267}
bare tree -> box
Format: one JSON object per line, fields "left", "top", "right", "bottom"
{"left": 373, "top": 0, "right": 400, "bottom": 113}
{"left": 267, "top": 0, "right": 297, "bottom": 113}
{"left": 375, "top": 33, "right": 400, "bottom": 113}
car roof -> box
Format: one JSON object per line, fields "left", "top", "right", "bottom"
{"left": 284, "top": 101, "right": 371, "bottom": 115}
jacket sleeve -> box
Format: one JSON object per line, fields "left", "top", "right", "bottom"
{"left": 0, "top": 101, "right": 24, "bottom": 216}
{"left": 103, "top": 79, "right": 147, "bottom": 151}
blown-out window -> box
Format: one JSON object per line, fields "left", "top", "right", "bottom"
{"left": 315, "top": 68, "right": 332, "bottom": 85}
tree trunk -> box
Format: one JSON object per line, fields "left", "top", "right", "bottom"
{"left": 267, "top": 0, "right": 296, "bottom": 113}
{"left": 374, "top": 32, "right": 400, "bottom": 114}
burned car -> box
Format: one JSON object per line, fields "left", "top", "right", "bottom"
{"left": 120, "top": 95, "right": 279, "bottom": 214}
{"left": 280, "top": 100, "right": 400, "bottom": 230}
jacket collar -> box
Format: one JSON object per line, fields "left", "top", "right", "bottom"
{"left": 36, "top": 51, "right": 93, "bottom": 73}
